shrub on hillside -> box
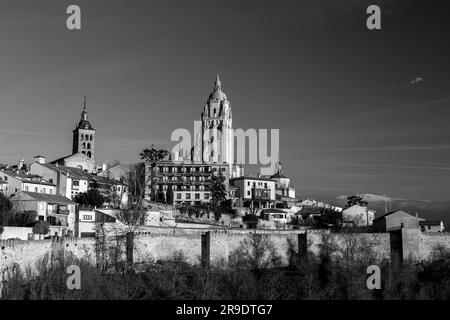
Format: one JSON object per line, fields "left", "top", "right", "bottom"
{"left": 32, "top": 221, "right": 50, "bottom": 235}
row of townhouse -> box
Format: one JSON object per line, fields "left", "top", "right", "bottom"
{"left": 0, "top": 168, "right": 57, "bottom": 197}
{"left": 0, "top": 156, "right": 127, "bottom": 237}
{"left": 29, "top": 155, "right": 126, "bottom": 204}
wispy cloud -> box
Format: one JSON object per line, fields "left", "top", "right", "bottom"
{"left": 282, "top": 144, "right": 450, "bottom": 153}
{"left": 409, "top": 77, "right": 424, "bottom": 85}
{"left": 0, "top": 128, "right": 64, "bottom": 137}
{"left": 343, "top": 97, "right": 450, "bottom": 122}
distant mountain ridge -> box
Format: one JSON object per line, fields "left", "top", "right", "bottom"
{"left": 307, "top": 193, "right": 450, "bottom": 228}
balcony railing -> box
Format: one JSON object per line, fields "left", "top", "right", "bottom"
{"left": 252, "top": 188, "right": 272, "bottom": 200}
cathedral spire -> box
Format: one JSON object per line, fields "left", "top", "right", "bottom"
{"left": 215, "top": 74, "right": 221, "bottom": 91}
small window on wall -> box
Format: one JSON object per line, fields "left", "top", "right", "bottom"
{"left": 247, "top": 191, "right": 251, "bottom": 196}
{"left": 186, "top": 193, "right": 191, "bottom": 200}
{"left": 176, "top": 194, "right": 181, "bottom": 200}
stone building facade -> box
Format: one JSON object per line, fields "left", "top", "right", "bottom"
{"left": 145, "top": 76, "right": 244, "bottom": 205}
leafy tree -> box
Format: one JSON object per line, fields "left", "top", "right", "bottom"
{"left": 211, "top": 172, "right": 227, "bottom": 204}
{"left": 11, "top": 211, "right": 37, "bottom": 227}
{"left": 345, "top": 195, "right": 368, "bottom": 208}
{"left": 107, "top": 159, "right": 121, "bottom": 169}
{"left": 210, "top": 171, "right": 227, "bottom": 221}
{"left": 32, "top": 220, "right": 50, "bottom": 235}
{"left": 317, "top": 209, "right": 343, "bottom": 228}
{"left": 115, "top": 209, "right": 147, "bottom": 227}
{"left": 74, "top": 188, "right": 106, "bottom": 208}
{"left": 0, "top": 193, "right": 13, "bottom": 226}
{"left": 139, "top": 145, "right": 169, "bottom": 163}
{"left": 125, "top": 162, "right": 146, "bottom": 208}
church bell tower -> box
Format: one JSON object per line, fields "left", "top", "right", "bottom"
{"left": 72, "top": 96, "right": 95, "bottom": 159}
{"left": 200, "top": 75, "right": 233, "bottom": 164}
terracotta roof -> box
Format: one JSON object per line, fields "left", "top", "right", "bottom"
{"left": 14, "top": 191, "right": 75, "bottom": 205}
{"left": 37, "top": 163, "right": 89, "bottom": 180}
{"left": 261, "top": 208, "right": 286, "bottom": 214}
{"left": 419, "top": 220, "right": 441, "bottom": 226}
{"left": 373, "top": 210, "right": 413, "bottom": 221}
{"left": 270, "top": 171, "right": 288, "bottom": 179}
{"left": 51, "top": 152, "right": 93, "bottom": 164}
{"left": 1, "top": 169, "right": 55, "bottom": 186}
{"left": 230, "top": 175, "right": 275, "bottom": 182}
{"left": 276, "top": 194, "right": 298, "bottom": 201}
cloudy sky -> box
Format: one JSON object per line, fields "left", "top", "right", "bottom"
{"left": 1, "top": 0, "right": 450, "bottom": 200}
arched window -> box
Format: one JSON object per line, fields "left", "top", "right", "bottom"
{"left": 80, "top": 135, "right": 84, "bottom": 140}
{"left": 87, "top": 143, "right": 91, "bottom": 150}
{"left": 85, "top": 134, "right": 89, "bottom": 140}
{"left": 87, "top": 151, "right": 92, "bottom": 158}
{"left": 82, "top": 151, "right": 86, "bottom": 155}
{"left": 90, "top": 135, "right": 93, "bottom": 140}
{"left": 82, "top": 142, "right": 86, "bottom": 148}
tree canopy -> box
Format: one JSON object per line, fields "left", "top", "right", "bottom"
{"left": 210, "top": 171, "right": 227, "bottom": 221}
{"left": 32, "top": 220, "right": 50, "bottom": 235}
{"left": 74, "top": 188, "right": 106, "bottom": 208}
{"left": 0, "top": 193, "right": 13, "bottom": 226}
{"left": 345, "top": 195, "right": 368, "bottom": 208}
{"left": 139, "top": 145, "right": 169, "bottom": 162}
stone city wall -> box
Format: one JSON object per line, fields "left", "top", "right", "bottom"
{"left": 1, "top": 227, "right": 450, "bottom": 275}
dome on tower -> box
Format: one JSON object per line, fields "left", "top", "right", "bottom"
{"left": 208, "top": 74, "right": 227, "bottom": 102}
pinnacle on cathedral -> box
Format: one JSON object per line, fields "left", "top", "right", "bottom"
{"left": 208, "top": 74, "right": 228, "bottom": 102}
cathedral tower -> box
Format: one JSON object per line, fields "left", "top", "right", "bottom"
{"left": 72, "top": 96, "right": 95, "bottom": 159}
{"left": 200, "top": 75, "right": 233, "bottom": 164}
